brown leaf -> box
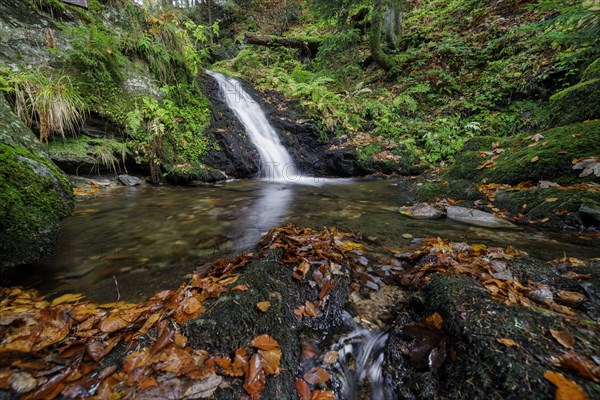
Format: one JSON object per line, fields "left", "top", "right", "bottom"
{"left": 86, "top": 341, "right": 105, "bottom": 363}
{"left": 243, "top": 353, "right": 265, "bottom": 400}
{"left": 303, "top": 367, "right": 331, "bottom": 385}
{"left": 545, "top": 198, "right": 559, "bottom": 203}
{"left": 550, "top": 330, "right": 575, "bottom": 349}
{"left": 250, "top": 335, "right": 279, "bottom": 351}
{"left": 293, "top": 260, "right": 311, "bottom": 281}
{"left": 555, "top": 291, "right": 586, "bottom": 308}
{"left": 544, "top": 371, "right": 588, "bottom": 400}
{"left": 99, "top": 313, "right": 129, "bottom": 333}
{"left": 304, "top": 301, "right": 318, "bottom": 317}
{"left": 553, "top": 352, "right": 600, "bottom": 383}
{"left": 259, "top": 348, "right": 281, "bottom": 375}
{"left": 256, "top": 301, "right": 271, "bottom": 312}
{"left": 231, "top": 284, "right": 250, "bottom": 292}
{"left": 319, "top": 280, "right": 337, "bottom": 301}
{"left": 295, "top": 378, "right": 311, "bottom": 400}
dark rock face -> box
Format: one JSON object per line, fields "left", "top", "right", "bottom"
{"left": 0, "top": 96, "right": 74, "bottom": 270}
{"left": 202, "top": 73, "right": 379, "bottom": 179}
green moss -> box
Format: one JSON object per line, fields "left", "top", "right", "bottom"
{"left": 48, "top": 136, "right": 124, "bottom": 158}
{"left": 581, "top": 58, "right": 600, "bottom": 82}
{"left": 447, "top": 123, "right": 600, "bottom": 185}
{"left": 549, "top": 79, "right": 600, "bottom": 126}
{"left": 495, "top": 188, "right": 600, "bottom": 228}
{"left": 0, "top": 143, "right": 73, "bottom": 268}
{"left": 412, "top": 179, "right": 484, "bottom": 202}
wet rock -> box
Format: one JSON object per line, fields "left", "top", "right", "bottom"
{"left": 445, "top": 205, "right": 515, "bottom": 228}
{"left": 399, "top": 203, "right": 445, "bottom": 219}
{"left": 117, "top": 174, "right": 144, "bottom": 186}
{"left": 0, "top": 96, "right": 73, "bottom": 270}
{"left": 164, "top": 164, "right": 228, "bottom": 185}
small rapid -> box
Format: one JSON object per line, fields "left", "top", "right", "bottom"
{"left": 206, "top": 70, "right": 298, "bottom": 181}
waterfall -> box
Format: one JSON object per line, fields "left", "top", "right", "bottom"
{"left": 206, "top": 70, "right": 298, "bottom": 181}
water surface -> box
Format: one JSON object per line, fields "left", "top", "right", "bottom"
{"left": 16, "top": 178, "right": 600, "bottom": 302}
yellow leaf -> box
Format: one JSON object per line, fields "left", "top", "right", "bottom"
{"left": 497, "top": 338, "right": 519, "bottom": 347}
{"left": 545, "top": 198, "right": 559, "bottom": 203}
{"left": 544, "top": 371, "right": 588, "bottom": 400}
{"left": 531, "top": 156, "right": 540, "bottom": 163}
{"left": 256, "top": 301, "right": 271, "bottom": 312}
{"left": 51, "top": 293, "right": 85, "bottom": 307}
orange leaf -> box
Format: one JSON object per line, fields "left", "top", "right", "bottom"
{"left": 259, "top": 348, "right": 281, "bottom": 375}
{"left": 293, "top": 260, "right": 311, "bottom": 281}
{"left": 232, "top": 284, "right": 250, "bottom": 292}
{"left": 250, "top": 334, "right": 279, "bottom": 351}
{"left": 257, "top": 301, "right": 271, "bottom": 312}
{"left": 311, "top": 390, "right": 337, "bottom": 400}
{"left": 303, "top": 367, "right": 331, "bottom": 385}
{"left": 544, "top": 371, "right": 588, "bottom": 400}
{"left": 550, "top": 330, "right": 575, "bottom": 349}
{"left": 425, "top": 312, "right": 444, "bottom": 330}
{"left": 295, "top": 378, "right": 311, "bottom": 400}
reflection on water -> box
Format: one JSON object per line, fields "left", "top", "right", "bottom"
{"left": 13, "top": 178, "right": 600, "bottom": 302}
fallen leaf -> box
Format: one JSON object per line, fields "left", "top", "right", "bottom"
{"left": 545, "top": 198, "right": 559, "bottom": 203}
{"left": 293, "top": 260, "right": 311, "bottom": 281}
{"left": 259, "top": 348, "right": 281, "bottom": 375}
{"left": 304, "top": 301, "right": 318, "bottom": 317}
{"left": 550, "top": 330, "right": 575, "bottom": 349}
{"left": 531, "top": 133, "right": 545, "bottom": 142}
{"left": 231, "top": 284, "right": 250, "bottom": 292}
{"left": 323, "top": 351, "right": 338, "bottom": 365}
{"left": 544, "top": 371, "right": 588, "bottom": 400}
{"left": 50, "top": 293, "right": 85, "bottom": 307}
{"left": 425, "top": 312, "right": 444, "bottom": 330}
{"left": 497, "top": 338, "right": 519, "bottom": 347}
{"left": 555, "top": 291, "right": 586, "bottom": 308}
{"left": 243, "top": 353, "right": 265, "bottom": 400}
{"left": 531, "top": 156, "right": 540, "bottom": 163}
{"left": 311, "top": 390, "right": 337, "bottom": 400}
{"left": 250, "top": 335, "right": 279, "bottom": 351}
{"left": 295, "top": 378, "right": 311, "bottom": 400}
{"left": 573, "top": 157, "right": 600, "bottom": 178}
{"left": 552, "top": 351, "right": 600, "bottom": 383}
{"left": 256, "top": 301, "right": 271, "bottom": 312}
{"left": 303, "top": 367, "right": 331, "bottom": 385}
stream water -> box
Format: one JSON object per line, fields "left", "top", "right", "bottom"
{"left": 16, "top": 178, "right": 600, "bottom": 301}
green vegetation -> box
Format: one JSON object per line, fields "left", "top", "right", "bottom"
{"left": 0, "top": 68, "right": 86, "bottom": 143}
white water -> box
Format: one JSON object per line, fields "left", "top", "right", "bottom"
{"left": 206, "top": 70, "right": 299, "bottom": 182}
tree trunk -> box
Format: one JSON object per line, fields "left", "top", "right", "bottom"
{"left": 385, "top": 0, "right": 402, "bottom": 49}
{"left": 370, "top": 0, "right": 396, "bottom": 71}
{"left": 244, "top": 33, "right": 321, "bottom": 58}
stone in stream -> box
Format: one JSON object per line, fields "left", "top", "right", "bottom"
{"left": 118, "top": 174, "right": 144, "bottom": 186}
{"left": 398, "top": 203, "right": 445, "bottom": 219}
{"left": 445, "top": 205, "right": 515, "bottom": 228}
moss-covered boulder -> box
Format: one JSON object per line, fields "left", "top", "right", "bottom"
{"left": 0, "top": 96, "right": 73, "bottom": 270}
{"left": 549, "top": 79, "right": 600, "bottom": 126}
{"left": 581, "top": 57, "right": 600, "bottom": 82}
{"left": 447, "top": 122, "right": 600, "bottom": 185}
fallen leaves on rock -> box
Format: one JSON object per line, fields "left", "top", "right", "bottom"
{"left": 544, "top": 371, "right": 588, "bottom": 400}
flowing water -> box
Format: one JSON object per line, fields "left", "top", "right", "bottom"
{"left": 12, "top": 72, "right": 600, "bottom": 399}
{"left": 206, "top": 70, "right": 298, "bottom": 180}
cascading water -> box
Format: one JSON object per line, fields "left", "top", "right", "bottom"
{"left": 206, "top": 70, "right": 298, "bottom": 181}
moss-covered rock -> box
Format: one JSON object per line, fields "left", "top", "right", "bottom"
{"left": 549, "top": 79, "right": 600, "bottom": 126}
{"left": 495, "top": 188, "right": 600, "bottom": 229}
{"left": 0, "top": 96, "right": 73, "bottom": 270}
{"left": 447, "top": 122, "right": 600, "bottom": 185}
{"left": 411, "top": 179, "right": 484, "bottom": 202}
{"left": 164, "top": 163, "right": 228, "bottom": 184}
{"left": 581, "top": 57, "right": 600, "bottom": 82}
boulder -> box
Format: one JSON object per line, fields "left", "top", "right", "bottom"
{"left": 0, "top": 96, "right": 73, "bottom": 270}
{"left": 399, "top": 203, "right": 445, "bottom": 219}
{"left": 117, "top": 174, "right": 144, "bottom": 186}
{"left": 445, "top": 205, "right": 515, "bottom": 228}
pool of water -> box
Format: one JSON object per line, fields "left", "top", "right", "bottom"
{"left": 14, "top": 178, "right": 600, "bottom": 302}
